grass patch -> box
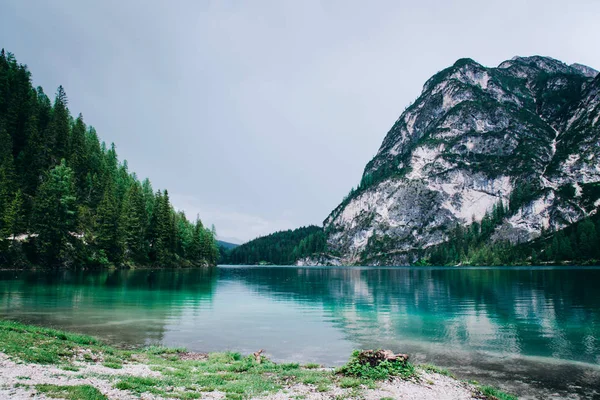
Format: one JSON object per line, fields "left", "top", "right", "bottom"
{"left": 35, "top": 384, "right": 107, "bottom": 400}
{"left": 420, "top": 363, "right": 456, "bottom": 378}
{"left": 102, "top": 361, "right": 122, "bottom": 369}
{"left": 338, "top": 377, "right": 363, "bottom": 388}
{"left": 114, "top": 376, "right": 164, "bottom": 394}
{"left": 303, "top": 362, "right": 321, "bottom": 369}
{"left": 478, "top": 385, "right": 518, "bottom": 400}
{"left": 144, "top": 345, "right": 186, "bottom": 355}
{"left": 0, "top": 320, "right": 113, "bottom": 367}
{"left": 102, "top": 355, "right": 123, "bottom": 369}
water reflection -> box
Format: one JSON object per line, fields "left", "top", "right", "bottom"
{"left": 0, "top": 266, "right": 599, "bottom": 399}
{"left": 0, "top": 268, "right": 217, "bottom": 346}
{"left": 224, "top": 267, "right": 600, "bottom": 364}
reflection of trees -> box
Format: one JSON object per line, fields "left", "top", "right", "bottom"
{"left": 0, "top": 268, "right": 217, "bottom": 346}
{"left": 225, "top": 267, "right": 600, "bottom": 364}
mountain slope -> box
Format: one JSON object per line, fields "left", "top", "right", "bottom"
{"left": 323, "top": 56, "right": 600, "bottom": 265}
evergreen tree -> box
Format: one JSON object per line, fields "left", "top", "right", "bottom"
{"left": 69, "top": 114, "right": 88, "bottom": 195}
{"left": 33, "top": 160, "right": 77, "bottom": 266}
{"left": 48, "top": 86, "right": 71, "bottom": 163}
{"left": 0, "top": 125, "right": 15, "bottom": 220}
{"left": 577, "top": 218, "right": 597, "bottom": 259}
{"left": 3, "top": 189, "right": 25, "bottom": 241}
{"left": 17, "top": 112, "right": 45, "bottom": 197}
{"left": 95, "top": 181, "right": 124, "bottom": 264}
{"left": 120, "top": 182, "right": 147, "bottom": 263}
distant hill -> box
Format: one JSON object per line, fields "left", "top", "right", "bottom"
{"left": 217, "top": 240, "right": 239, "bottom": 250}
{"left": 221, "top": 225, "right": 325, "bottom": 265}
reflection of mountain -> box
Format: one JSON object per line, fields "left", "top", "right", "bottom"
{"left": 0, "top": 269, "right": 217, "bottom": 347}
{"left": 224, "top": 266, "right": 600, "bottom": 398}
{"left": 1, "top": 267, "right": 599, "bottom": 398}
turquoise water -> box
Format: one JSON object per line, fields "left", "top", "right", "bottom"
{"left": 1, "top": 266, "right": 599, "bottom": 398}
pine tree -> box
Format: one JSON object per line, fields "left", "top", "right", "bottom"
{"left": 577, "top": 218, "right": 598, "bottom": 259}
{"left": 155, "top": 190, "right": 175, "bottom": 266}
{"left": 0, "top": 125, "right": 15, "bottom": 220}
{"left": 17, "top": 112, "right": 45, "bottom": 197}
{"left": 33, "top": 160, "right": 77, "bottom": 266}
{"left": 48, "top": 86, "right": 71, "bottom": 163}
{"left": 3, "top": 189, "right": 25, "bottom": 241}
{"left": 69, "top": 114, "right": 88, "bottom": 194}
{"left": 120, "top": 182, "right": 147, "bottom": 263}
{"left": 189, "top": 217, "right": 204, "bottom": 262}
{"left": 95, "top": 181, "right": 124, "bottom": 264}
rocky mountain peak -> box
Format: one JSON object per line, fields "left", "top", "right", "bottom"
{"left": 321, "top": 56, "right": 600, "bottom": 265}
{"left": 570, "top": 63, "right": 599, "bottom": 78}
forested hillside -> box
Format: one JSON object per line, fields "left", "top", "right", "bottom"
{"left": 0, "top": 50, "right": 219, "bottom": 268}
{"left": 222, "top": 226, "right": 326, "bottom": 265}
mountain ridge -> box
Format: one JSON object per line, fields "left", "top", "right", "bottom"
{"left": 319, "top": 55, "right": 600, "bottom": 265}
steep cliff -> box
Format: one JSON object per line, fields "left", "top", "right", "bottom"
{"left": 323, "top": 56, "right": 600, "bottom": 265}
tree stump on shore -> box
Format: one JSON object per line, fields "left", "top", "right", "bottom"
{"left": 253, "top": 349, "right": 264, "bottom": 364}
{"left": 356, "top": 350, "right": 409, "bottom": 367}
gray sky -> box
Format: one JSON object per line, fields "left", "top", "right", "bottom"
{"left": 1, "top": 0, "right": 599, "bottom": 243}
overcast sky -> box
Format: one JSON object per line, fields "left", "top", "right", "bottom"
{"left": 1, "top": 0, "right": 599, "bottom": 243}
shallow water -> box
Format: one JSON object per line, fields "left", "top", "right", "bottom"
{"left": 1, "top": 266, "right": 599, "bottom": 399}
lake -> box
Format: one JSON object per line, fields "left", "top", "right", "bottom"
{"left": 1, "top": 266, "right": 599, "bottom": 399}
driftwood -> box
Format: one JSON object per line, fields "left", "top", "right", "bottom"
{"left": 355, "top": 350, "right": 409, "bottom": 367}
{"left": 253, "top": 349, "right": 264, "bottom": 364}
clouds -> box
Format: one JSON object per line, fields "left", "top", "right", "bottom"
{"left": 1, "top": 0, "right": 599, "bottom": 242}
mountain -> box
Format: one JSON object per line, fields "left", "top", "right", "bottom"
{"left": 217, "top": 240, "right": 239, "bottom": 250}
{"left": 321, "top": 56, "right": 600, "bottom": 265}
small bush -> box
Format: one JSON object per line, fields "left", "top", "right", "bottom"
{"left": 338, "top": 350, "right": 416, "bottom": 380}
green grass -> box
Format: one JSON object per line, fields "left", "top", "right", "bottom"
{"left": 0, "top": 320, "right": 107, "bottom": 365}
{"left": 303, "top": 362, "right": 321, "bottom": 369}
{"left": 420, "top": 363, "right": 456, "bottom": 378}
{"left": 338, "top": 377, "right": 363, "bottom": 388}
{"left": 478, "top": 385, "right": 518, "bottom": 400}
{"left": 35, "top": 384, "right": 107, "bottom": 400}
{"left": 0, "top": 321, "right": 517, "bottom": 399}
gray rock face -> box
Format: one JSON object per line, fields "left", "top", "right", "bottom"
{"left": 323, "top": 56, "right": 600, "bottom": 264}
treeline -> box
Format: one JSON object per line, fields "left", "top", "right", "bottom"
{"left": 0, "top": 50, "right": 218, "bottom": 268}
{"left": 427, "top": 201, "right": 508, "bottom": 265}
{"left": 425, "top": 199, "right": 600, "bottom": 266}
{"left": 221, "top": 226, "right": 326, "bottom": 265}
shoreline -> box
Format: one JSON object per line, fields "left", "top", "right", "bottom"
{"left": 0, "top": 320, "right": 515, "bottom": 400}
